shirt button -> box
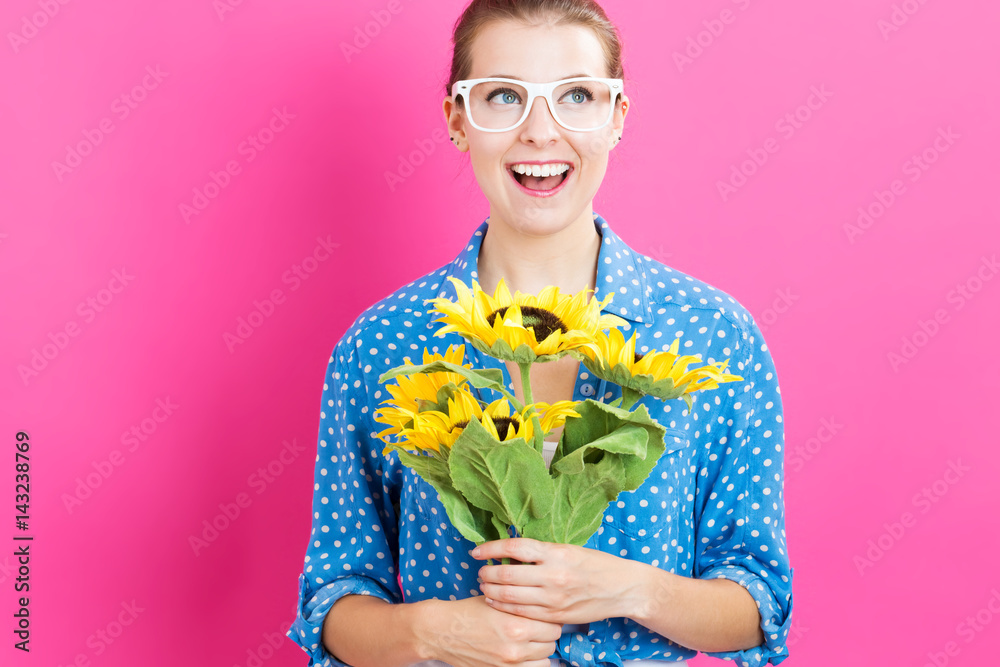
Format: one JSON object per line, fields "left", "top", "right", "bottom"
{"left": 580, "top": 383, "right": 595, "bottom": 397}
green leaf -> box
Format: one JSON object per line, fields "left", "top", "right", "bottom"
{"left": 411, "top": 382, "right": 465, "bottom": 417}
{"left": 522, "top": 399, "right": 672, "bottom": 546}
{"left": 554, "top": 399, "right": 668, "bottom": 492}
{"left": 570, "top": 349, "right": 698, "bottom": 403}
{"left": 550, "top": 424, "right": 648, "bottom": 475}
{"left": 490, "top": 514, "right": 510, "bottom": 539}
{"left": 510, "top": 342, "right": 564, "bottom": 364}
{"left": 391, "top": 445, "right": 498, "bottom": 545}
{"left": 440, "top": 492, "right": 504, "bottom": 545}
{"left": 379, "top": 360, "right": 506, "bottom": 395}
{"left": 523, "top": 453, "right": 626, "bottom": 545}
{"left": 448, "top": 418, "right": 555, "bottom": 532}
{"left": 392, "top": 446, "right": 451, "bottom": 488}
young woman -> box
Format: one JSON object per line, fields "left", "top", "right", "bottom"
{"left": 286, "top": 1, "right": 794, "bottom": 666}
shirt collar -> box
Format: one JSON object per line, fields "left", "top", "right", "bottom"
{"left": 432, "top": 211, "right": 652, "bottom": 324}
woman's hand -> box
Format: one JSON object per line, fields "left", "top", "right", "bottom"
{"left": 471, "top": 537, "right": 645, "bottom": 625}
{"left": 420, "top": 594, "right": 562, "bottom": 667}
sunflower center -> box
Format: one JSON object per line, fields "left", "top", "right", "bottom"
{"left": 491, "top": 415, "right": 521, "bottom": 440}
{"left": 634, "top": 351, "right": 645, "bottom": 364}
{"left": 487, "top": 305, "right": 568, "bottom": 341}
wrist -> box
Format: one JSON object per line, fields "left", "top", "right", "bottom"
{"left": 400, "top": 597, "right": 441, "bottom": 662}
{"left": 623, "top": 560, "right": 677, "bottom": 626}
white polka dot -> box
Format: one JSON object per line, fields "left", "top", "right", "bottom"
{"left": 286, "top": 214, "right": 792, "bottom": 664}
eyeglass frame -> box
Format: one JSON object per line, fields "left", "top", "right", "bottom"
{"left": 450, "top": 77, "right": 624, "bottom": 133}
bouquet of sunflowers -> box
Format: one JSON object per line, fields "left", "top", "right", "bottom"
{"left": 374, "top": 277, "right": 741, "bottom": 563}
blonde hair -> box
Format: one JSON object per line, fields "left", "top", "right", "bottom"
{"left": 445, "top": 0, "right": 626, "bottom": 103}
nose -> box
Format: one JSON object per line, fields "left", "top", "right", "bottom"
{"left": 518, "top": 96, "right": 561, "bottom": 144}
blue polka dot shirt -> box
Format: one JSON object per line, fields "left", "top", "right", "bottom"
{"left": 286, "top": 212, "right": 795, "bottom": 667}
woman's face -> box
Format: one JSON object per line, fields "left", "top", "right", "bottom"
{"left": 444, "top": 20, "right": 628, "bottom": 235}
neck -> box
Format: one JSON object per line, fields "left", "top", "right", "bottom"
{"left": 476, "top": 207, "right": 602, "bottom": 298}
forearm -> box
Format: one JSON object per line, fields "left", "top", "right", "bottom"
{"left": 323, "top": 594, "right": 434, "bottom": 667}
{"left": 617, "top": 560, "right": 764, "bottom": 653}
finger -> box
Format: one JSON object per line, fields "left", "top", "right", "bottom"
{"left": 485, "top": 598, "right": 557, "bottom": 622}
{"left": 526, "top": 641, "right": 559, "bottom": 662}
{"left": 479, "top": 561, "right": 549, "bottom": 587}
{"left": 471, "top": 537, "right": 546, "bottom": 563}
{"left": 481, "top": 581, "right": 549, "bottom": 606}
{"left": 529, "top": 621, "right": 564, "bottom": 643}
{"left": 525, "top": 659, "right": 557, "bottom": 667}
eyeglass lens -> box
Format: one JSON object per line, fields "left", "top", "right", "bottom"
{"left": 467, "top": 80, "right": 614, "bottom": 131}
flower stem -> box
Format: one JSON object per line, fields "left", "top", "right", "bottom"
{"left": 620, "top": 387, "right": 642, "bottom": 411}
{"left": 496, "top": 386, "right": 525, "bottom": 412}
{"left": 518, "top": 362, "right": 535, "bottom": 404}
{"left": 502, "top": 524, "right": 514, "bottom": 565}
{"left": 518, "top": 362, "right": 544, "bottom": 452}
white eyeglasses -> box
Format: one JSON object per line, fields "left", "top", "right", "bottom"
{"left": 451, "top": 77, "right": 624, "bottom": 132}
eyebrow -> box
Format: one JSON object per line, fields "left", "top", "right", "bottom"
{"left": 487, "top": 73, "right": 595, "bottom": 80}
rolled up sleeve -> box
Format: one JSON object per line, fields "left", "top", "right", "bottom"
{"left": 286, "top": 339, "right": 403, "bottom": 666}
{"left": 693, "top": 317, "right": 794, "bottom": 666}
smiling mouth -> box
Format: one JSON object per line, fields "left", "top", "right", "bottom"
{"left": 509, "top": 167, "right": 571, "bottom": 192}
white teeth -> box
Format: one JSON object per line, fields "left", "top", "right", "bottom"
{"left": 510, "top": 163, "right": 570, "bottom": 177}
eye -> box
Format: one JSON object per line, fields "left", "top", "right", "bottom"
{"left": 486, "top": 87, "right": 522, "bottom": 105}
{"left": 561, "top": 86, "right": 595, "bottom": 104}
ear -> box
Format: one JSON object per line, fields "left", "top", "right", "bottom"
{"left": 613, "top": 93, "right": 629, "bottom": 137}
{"left": 443, "top": 95, "right": 468, "bottom": 151}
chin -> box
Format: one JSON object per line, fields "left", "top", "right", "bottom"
{"left": 506, "top": 207, "right": 581, "bottom": 235}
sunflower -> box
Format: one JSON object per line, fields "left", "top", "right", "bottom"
{"left": 382, "top": 390, "right": 538, "bottom": 456}
{"left": 383, "top": 389, "right": 482, "bottom": 455}
{"left": 529, "top": 400, "right": 581, "bottom": 435}
{"left": 373, "top": 344, "right": 472, "bottom": 441}
{"left": 426, "top": 276, "right": 628, "bottom": 364}
{"left": 478, "top": 397, "right": 540, "bottom": 443}
{"left": 574, "top": 327, "right": 744, "bottom": 407}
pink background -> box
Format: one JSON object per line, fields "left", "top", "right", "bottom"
{"left": 2, "top": 0, "right": 998, "bottom": 665}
